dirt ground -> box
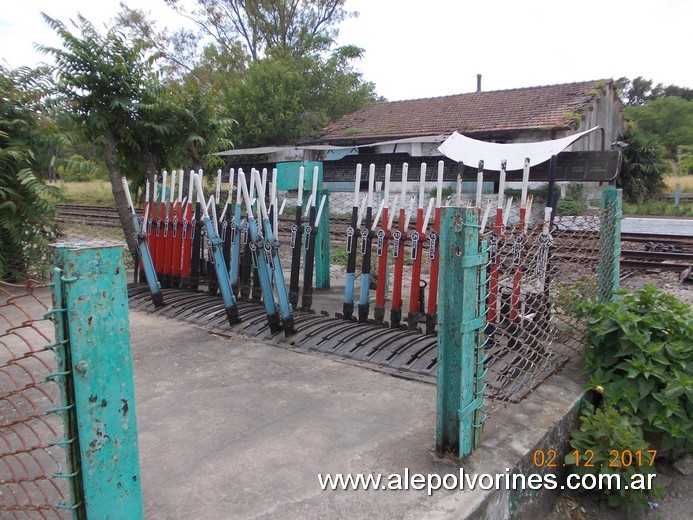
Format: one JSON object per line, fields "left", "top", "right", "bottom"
{"left": 548, "top": 459, "right": 693, "bottom": 520}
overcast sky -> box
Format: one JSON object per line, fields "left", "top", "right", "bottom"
{"left": 2, "top": 0, "right": 691, "bottom": 101}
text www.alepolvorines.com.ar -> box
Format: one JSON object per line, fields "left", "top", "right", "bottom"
{"left": 318, "top": 468, "right": 656, "bottom": 496}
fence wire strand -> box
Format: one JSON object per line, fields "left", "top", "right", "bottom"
{"left": 1, "top": 281, "right": 71, "bottom": 519}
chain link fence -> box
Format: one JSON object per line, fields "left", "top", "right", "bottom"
{"left": 435, "top": 189, "right": 621, "bottom": 456}
{"left": 0, "top": 281, "right": 71, "bottom": 518}
{"left": 480, "top": 192, "right": 620, "bottom": 416}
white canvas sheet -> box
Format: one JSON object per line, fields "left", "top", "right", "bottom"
{"left": 438, "top": 126, "right": 600, "bottom": 171}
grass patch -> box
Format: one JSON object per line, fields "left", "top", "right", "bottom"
{"left": 664, "top": 174, "right": 693, "bottom": 192}
{"left": 50, "top": 180, "right": 115, "bottom": 206}
{"left": 623, "top": 200, "right": 693, "bottom": 216}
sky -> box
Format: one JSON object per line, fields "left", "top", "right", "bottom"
{"left": 1, "top": 0, "right": 691, "bottom": 101}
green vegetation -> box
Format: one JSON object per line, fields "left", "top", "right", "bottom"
{"left": 504, "top": 183, "right": 559, "bottom": 202}
{"left": 555, "top": 196, "right": 586, "bottom": 216}
{"left": 49, "top": 181, "right": 115, "bottom": 206}
{"left": 624, "top": 97, "right": 693, "bottom": 158}
{"left": 677, "top": 147, "right": 693, "bottom": 175}
{"left": 615, "top": 76, "right": 693, "bottom": 107}
{"left": 617, "top": 127, "right": 669, "bottom": 203}
{"left": 429, "top": 185, "right": 455, "bottom": 201}
{"left": 566, "top": 402, "right": 660, "bottom": 511}
{"left": 623, "top": 200, "right": 693, "bottom": 217}
{"left": 615, "top": 77, "right": 693, "bottom": 201}
{"left": 57, "top": 154, "right": 109, "bottom": 182}
{"left": 565, "top": 286, "right": 693, "bottom": 511}
{"left": 555, "top": 183, "right": 587, "bottom": 216}
{"left": 330, "top": 245, "right": 351, "bottom": 269}
{"left": 577, "top": 286, "right": 692, "bottom": 454}
{"left": 0, "top": 65, "right": 63, "bottom": 281}
{"left": 0, "top": 2, "right": 377, "bottom": 264}
{"left": 562, "top": 110, "right": 583, "bottom": 128}
{"left": 620, "top": 175, "right": 693, "bottom": 216}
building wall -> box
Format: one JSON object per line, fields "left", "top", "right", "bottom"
{"left": 569, "top": 82, "right": 627, "bottom": 152}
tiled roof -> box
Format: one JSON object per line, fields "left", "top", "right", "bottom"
{"left": 316, "top": 79, "right": 612, "bottom": 144}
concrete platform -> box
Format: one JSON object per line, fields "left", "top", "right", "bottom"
{"left": 131, "top": 309, "right": 585, "bottom": 519}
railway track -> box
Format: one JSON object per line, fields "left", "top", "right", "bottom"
{"left": 57, "top": 204, "right": 125, "bottom": 228}
{"left": 58, "top": 205, "right": 693, "bottom": 271}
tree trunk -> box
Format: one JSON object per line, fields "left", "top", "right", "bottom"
{"left": 142, "top": 151, "right": 159, "bottom": 203}
{"left": 103, "top": 129, "right": 138, "bottom": 262}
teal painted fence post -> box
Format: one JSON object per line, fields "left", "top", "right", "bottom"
{"left": 52, "top": 243, "right": 144, "bottom": 519}
{"left": 277, "top": 161, "right": 330, "bottom": 289}
{"left": 436, "top": 207, "right": 486, "bottom": 458}
{"left": 303, "top": 166, "right": 330, "bottom": 290}
{"left": 315, "top": 188, "right": 330, "bottom": 289}
{"left": 598, "top": 187, "right": 622, "bottom": 302}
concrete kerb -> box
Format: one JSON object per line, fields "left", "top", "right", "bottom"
{"left": 422, "top": 360, "right": 585, "bottom": 519}
{"left": 129, "top": 307, "right": 586, "bottom": 519}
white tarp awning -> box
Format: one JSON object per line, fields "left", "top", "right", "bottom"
{"left": 438, "top": 126, "right": 600, "bottom": 171}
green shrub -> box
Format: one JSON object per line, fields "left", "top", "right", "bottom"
{"left": 505, "top": 183, "right": 559, "bottom": 202}
{"left": 429, "top": 185, "right": 455, "bottom": 201}
{"left": 565, "top": 402, "right": 661, "bottom": 511}
{"left": 576, "top": 286, "right": 693, "bottom": 454}
{"left": 569, "top": 182, "right": 587, "bottom": 201}
{"left": 556, "top": 196, "right": 586, "bottom": 216}
{"left": 1, "top": 65, "right": 63, "bottom": 281}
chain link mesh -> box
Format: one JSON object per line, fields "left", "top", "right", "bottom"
{"left": 327, "top": 192, "right": 359, "bottom": 218}
{"left": 479, "top": 199, "right": 612, "bottom": 416}
{"left": 0, "top": 281, "right": 71, "bottom": 518}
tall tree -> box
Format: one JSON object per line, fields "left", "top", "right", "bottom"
{"left": 615, "top": 76, "right": 693, "bottom": 106}
{"left": 115, "top": 5, "right": 240, "bottom": 173}
{"left": 165, "top": 0, "right": 352, "bottom": 60}
{"left": 615, "top": 76, "right": 664, "bottom": 106}
{"left": 662, "top": 84, "right": 693, "bottom": 101}
{"left": 624, "top": 97, "right": 693, "bottom": 157}
{"left": 158, "top": 78, "right": 237, "bottom": 169}
{"left": 617, "top": 127, "right": 669, "bottom": 203}
{"left": 227, "top": 48, "right": 376, "bottom": 147}
{"left": 38, "top": 14, "right": 168, "bottom": 254}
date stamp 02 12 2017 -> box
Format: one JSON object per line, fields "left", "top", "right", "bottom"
{"left": 532, "top": 449, "right": 657, "bottom": 469}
